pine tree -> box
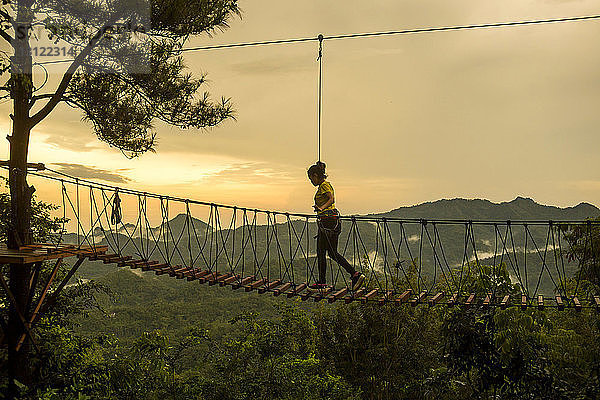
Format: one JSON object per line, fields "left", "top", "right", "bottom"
{"left": 0, "top": 0, "right": 239, "bottom": 392}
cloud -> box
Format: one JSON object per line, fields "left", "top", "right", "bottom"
{"left": 51, "top": 163, "right": 131, "bottom": 184}
{"left": 41, "top": 129, "right": 101, "bottom": 153}
{"left": 202, "top": 162, "right": 300, "bottom": 185}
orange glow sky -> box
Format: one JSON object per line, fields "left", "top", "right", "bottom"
{"left": 2, "top": 0, "right": 600, "bottom": 215}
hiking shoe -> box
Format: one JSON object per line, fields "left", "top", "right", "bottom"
{"left": 351, "top": 272, "right": 365, "bottom": 291}
{"left": 308, "top": 283, "right": 329, "bottom": 292}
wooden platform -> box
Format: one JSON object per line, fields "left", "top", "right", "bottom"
{"left": 0, "top": 243, "right": 107, "bottom": 264}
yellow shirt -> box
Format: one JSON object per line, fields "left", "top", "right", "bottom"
{"left": 314, "top": 181, "right": 336, "bottom": 213}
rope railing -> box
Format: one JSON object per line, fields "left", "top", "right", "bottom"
{"left": 2, "top": 165, "right": 600, "bottom": 309}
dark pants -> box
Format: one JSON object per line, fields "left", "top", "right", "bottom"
{"left": 317, "top": 214, "right": 356, "bottom": 284}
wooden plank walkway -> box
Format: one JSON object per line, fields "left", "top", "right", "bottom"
{"left": 2, "top": 244, "right": 592, "bottom": 309}
{"left": 0, "top": 243, "right": 107, "bottom": 264}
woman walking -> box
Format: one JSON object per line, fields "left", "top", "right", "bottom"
{"left": 307, "top": 161, "right": 365, "bottom": 292}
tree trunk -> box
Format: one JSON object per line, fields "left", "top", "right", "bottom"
{"left": 6, "top": 0, "right": 35, "bottom": 391}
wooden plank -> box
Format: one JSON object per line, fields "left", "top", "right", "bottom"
{"left": 177, "top": 268, "right": 198, "bottom": 278}
{"left": 555, "top": 295, "right": 564, "bottom": 311}
{"left": 80, "top": 246, "right": 109, "bottom": 260}
{"left": 429, "top": 292, "right": 444, "bottom": 307}
{"left": 18, "top": 243, "right": 77, "bottom": 252}
{"left": 121, "top": 259, "right": 148, "bottom": 267}
{"left": 221, "top": 274, "right": 242, "bottom": 286}
{"left": 394, "top": 289, "right": 412, "bottom": 304}
{"left": 501, "top": 294, "right": 510, "bottom": 309}
{"left": 79, "top": 248, "right": 109, "bottom": 260}
{"left": 169, "top": 266, "right": 189, "bottom": 278}
{"left": 447, "top": 292, "right": 459, "bottom": 307}
{"left": 286, "top": 283, "right": 307, "bottom": 297}
{"left": 328, "top": 288, "right": 348, "bottom": 303}
{"left": 148, "top": 263, "right": 169, "bottom": 271}
{"left": 167, "top": 266, "right": 185, "bottom": 277}
{"left": 258, "top": 280, "right": 282, "bottom": 294}
{"left": 361, "top": 289, "right": 379, "bottom": 304}
{"left": 17, "top": 243, "right": 60, "bottom": 250}
{"left": 103, "top": 255, "right": 131, "bottom": 264}
{"left": 96, "top": 253, "right": 119, "bottom": 261}
{"left": 144, "top": 262, "right": 167, "bottom": 271}
{"left": 197, "top": 271, "right": 217, "bottom": 283}
{"left": 300, "top": 290, "right": 313, "bottom": 301}
{"left": 186, "top": 269, "right": 210, "bottom": 281}
{"left": 245, "top": 278, "right": 267, "bottom": 292}
{"left": 122, "top": 259, "right": 148, "bottom": 267}
{"left": 273, "top": 282, "right": 293, "bottom": 296}
{"left": 537, "top": 295, "right": 544, "bottom": 310}
{"left": 207, "top": 272, "right": 228, "bottom": 285}
{"left": 464, "top": 293, "right": 475, "bottom": 308}
{"left": 18, "top": 243, "right": 73, "bottom": 250}
{"left": 17, "top": 244, "right": 59, "bottom": 250}
{"left": 232, "top": 276, "right": 255, "bottom": 289}
{"left": 573, "top": 296, "right": 582, "bottom": 311}
{"left": 176, "top": 268, "right": 197, "bottom": 279}
{"left": 119, "top": 259, "right": 154, "bottom": 268}
{"left": 378, "top": 290, "right": 393, "bottom": 305}
{"left": 313, "top": 286, "right": 332, "bottom": 302}
{"left": 0, "top": 243, "right": 102, "bottom": 263}
{"left": 197, "top": 271, "right": 219, "bottom": 283}
{"left": 81, "top": 246, "right": 108, "bottom": 258}
{"left": 344, "top": 288, "right": 365, "bottom": 304}
{"left": 154, "top": 269, "right": 171, "bottom": 276}
{"left": 521, "top": 295, "right": 528, "bottom": 310}
{"left": 410, "top": 291, "right": 427, "bottom": 306}
{"left": 208, "top": 273, "right": 233, "bottom": 285}
{"left": 154, "top": 265, "right": 174, "bottom": 276}
{"left": 130, "top": 260, "right": 159, "bottom": 269}
{"left": 483, "top": 292, "right": 492, "bottom": 307}
{"left": 0, "top": 160, "right": 45, "bottom": 170}
{"left": 112, "top": 256, "right": 133, "bottom": 265}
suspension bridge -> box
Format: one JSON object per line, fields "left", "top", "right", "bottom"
{"left": 2, "top": 13, "right": 600, "bottom": 356}
{"left": 2, "top": 164, "right": 599, "bottom": 330}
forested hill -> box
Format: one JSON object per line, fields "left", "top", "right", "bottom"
{"left": 57, "top": 196, "right": 600, "bottom": 399}
{"left": 367, "top": 197, "right": 599, "bottom": 221}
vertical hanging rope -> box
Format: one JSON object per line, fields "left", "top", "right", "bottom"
{"left": 317, "top": 34, "right": 324, "bottom": 162}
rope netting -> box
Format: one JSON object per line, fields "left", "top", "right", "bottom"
{"left": 2, "top": 165, "right": 599, "bottom": 309}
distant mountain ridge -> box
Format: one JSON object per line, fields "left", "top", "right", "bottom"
{"left": 368, "top": 197, "right": 599, "bottom": 221}
{"left": 152, "top": 213, "right": 211, "bottom": 236}
{"left": 62, "top": 213, "right": 211, "bottom": 245}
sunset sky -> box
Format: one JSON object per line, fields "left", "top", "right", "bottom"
{"left": 2, "top": 0, "right": 600, "bottom": 216}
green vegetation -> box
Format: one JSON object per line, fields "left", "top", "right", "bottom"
{"left": 2, "top": 192, "right": 600, "bottom": 398}
{"left": 3, "top": 269, "right": 600, "bottom": 399}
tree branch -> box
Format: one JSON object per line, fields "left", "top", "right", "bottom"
{"left": 29, "top": 19, "right": 116, "bottom": 128}
{"left": 0, "top": 8, "right": 14, "bottom": 46}
{"left": 0, "top": 28, "right": 13, "bottom": 45}
{"left": 61, "top": 95, "right": 84, "bottom": 110}
{"left": 29, "top": 93, "right": 57, "bottom": 107}
{"left": 0, "top": 8, "right": 12, "bottom": 21}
